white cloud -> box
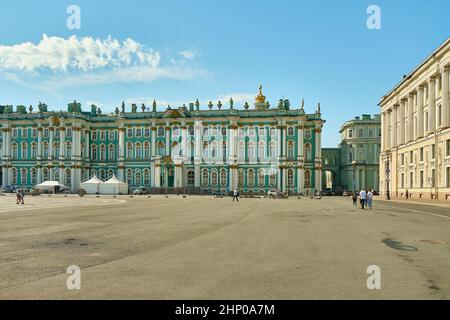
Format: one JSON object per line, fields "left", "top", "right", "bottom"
{"left": 0, "top": 34, "right": 160, "bottom": 73}
{"left": 178, "top": 49, "right": 199, "bottom": 60}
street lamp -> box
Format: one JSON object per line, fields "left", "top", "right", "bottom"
{"left": 385, "top": 151, "right": 391, "bottom": 200}
{"left": 352, "top": 160, "right": 357, "bottom": 194}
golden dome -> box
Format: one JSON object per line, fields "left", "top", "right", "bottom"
{"left": 255, "top": 85, "right": 266, "bottom": 104}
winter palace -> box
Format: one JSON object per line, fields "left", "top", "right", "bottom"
{"left": 0, "top": 86, "right": 325, "bottom": 194}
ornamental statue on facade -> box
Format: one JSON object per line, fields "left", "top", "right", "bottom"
{"left": 208, "top": 101, "right": 213, "bottom": 110}
{"left": 121, "top": 101, "right": 125, "bottom": 113}
{"left": 152, "top": 100, "right": 157, "bottom": 112}
{"left": 217, "top": 100, "right": 222, "bottom": 110}
{"left": 195, "top": 99, "right": 200, "bottom": 111}
{"left": 230, "top": 97, "right": 234, "bottom": 109}
{"left": 141, "top": 103, "right": 146, "bottom": 112}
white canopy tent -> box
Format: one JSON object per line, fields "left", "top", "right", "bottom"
{"left": 35, "top": 181, "right": 66, "bottom": 193}
{"left": 101, "top": 175, "right": 129, "bottom": 195}
{"left": 80, "top": 175, "right": 104, "bottom": 194}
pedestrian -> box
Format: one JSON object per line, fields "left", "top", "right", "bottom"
{"left": 232, "top": 189, "right": 239, "bottom": 202}
{"left": 352, "top": 193, "right": 358, "bottom": 206}
{"left": 19, "top": 189, "right": 25, "bottom": 205}
{"left": 16, "top": 189, "right": 21, "bottom": 204}
{"left": 367, "top": 189, "right": 373, "bottom": 210}
{"left": 405, "top": 189, "right": 409, "bottom": 200}
{"left": 359, "top": 188, "right": 367, "bottom": 210}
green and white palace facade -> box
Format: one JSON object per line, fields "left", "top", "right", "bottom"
{"left": 0, "top": 87, "right": 325, "bottom": 194}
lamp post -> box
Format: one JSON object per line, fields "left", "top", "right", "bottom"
{"left": 352, "top": 160, "right": 357, "bottom": 194}
{"left": 385, "top": 151, "right": 391, "bottom": 200}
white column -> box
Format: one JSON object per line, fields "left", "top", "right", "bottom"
{"left": 417, "top": 86, "right": 424, "bottom": 138}
{"left": 392, "top": 105, "right": 398, "bottom": 147}
{"left": 314, "top": 126, "right": 322, "bottom": 192}
{"left": 194, "top": 121, "right": 202, "bottom": 188}
{"left": 297, "top": 124, "right": 304, "bottom": 194}
{"left": 407, "top": 94, "right": 414, "bottom": 142}
{"left": 84, "top": 130, "right": 90, "bottom": 161}
{"left": 428, "top": 77, "right": 436, "bottom": 134}
{"left": 381, "top": 112, "right": 386, "bottom": 151}
{"left": 150, "top": 126, "right": 156, "bottom": 188}
{"left": 118, "top": 127, "right": 125, "bottom": 181}
{"left": 37, "top": 127, "right": 43, "bottom": 159}
{"left": 165, "top": 125, "right": 170, "bottom": 156}
{"left": 154, "top": 162, "right": 161, "bottom": 187}
{"left": 442, "top": 67, "right": 449, "bottom": 128}
{"left": 49, "top": 128, "right": 54, "bottom": 160}
{"left": 181, "top": 125, "right": 188, "bottom": 161}
{"left": 59, "top": 126, "right": 65, "bottom": 160}
{"left": 398, "top": 102, "right": 405, "bottom": 145}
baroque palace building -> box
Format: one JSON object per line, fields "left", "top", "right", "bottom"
{"left": 0, "top": 86, "right": 325, "bottom": 194}
{"left": 379, "top": 38, "right": 450, "bottom": 201}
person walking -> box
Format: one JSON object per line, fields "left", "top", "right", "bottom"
{"left": 19, "top": 189, "right": 25, "bottom": 205}
{"left": 16, "top": 189, "right": 21, "bottom": 204}
{"left": 352, "top": 192, "right": 358, "bottom": 206}
{"left": 367, "top": 189, "right": 373, "bottom": 210}
{"left": 359, "top": 188, "right": 367, "bottom": 210}
{"left": 232, "top": 189, "right": 240, "bottom": 202}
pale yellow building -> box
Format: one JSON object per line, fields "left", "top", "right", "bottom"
{"left": 379, "top": 37, "right": 450, "bottom": 201}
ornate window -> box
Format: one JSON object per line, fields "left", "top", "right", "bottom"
{"left": 31, "top": 168, "right": 37, "bottom": 185}
{"left": 221, "top": 127, "right": 227, "bottom": 136}
{"left": 109, "top": 130, "right": 115, "bottom": 140}
{"left": 99, "top": 169, "right": 106, "bottom": 181}
{"left": 135, "top": 171, "right": 142, "bottom": 186}
{"left": 288, "top": 127, "right": 294, "bottom": 136}
{"left": 12, "top": 143, "right": 18, "bottom": 159}
{"left": 91, "top": 145, "right": 98, "bottom": 161}
{"left": 188, "top": 126, "right": 194, "bottom": 136}
{"left": 32, "top": 129, "right": 38, "bottom": 138}
{"left": 304, "top": 130, "right": 311, "bottom": 139}
{"left": 136, "top": 129, "right": 142, "bottom": 137}
{"left": 144, "top": 170, "right": 150, "bottom": 186}
{"left": 248, "top": 142, "right": 255, "bottom": 160}
{"left": 203, "top": 127, "right": 209, "bottom": 136}
{"left": 44, "top": 142, "right": 49, "bottom": 159}
{"left": 270, "top": 142, "right": 277, "bottom": 159}
{"left": 144, "top": 128, "right": 150, "bottom": 137}
{"left": 144, "top": 142, "right": 150, "bottom": 159}
{"left": 187, "top": 170, "right": 195, "bottom": 187}
{"left": 211, "top": 142, "right": 217, "bottom": 159}
{"left": 258, "top": 141, "right": 266, "bottom": 160}
{"left": 54, "top": 169, "right": 59, "bottom": 182}
{"left": 258, "top": 169, "right": 265, "bottom": 187}
{"left": 21, "top": 142, "right": 28, "bottom": 159}
{"left": 248, "top": 127, "right": 255, "bottom": 137}
{"left": 127, "top": 169, "right": 133, "bottom": 185}
{"left": 127, "top": 142, "right": 133, "bottom": 159}
{"left": 211, "top": 171, "right": 218, "bottom": 187}
{"left": 64, "top": 169, "right": 70, "bottom": 185}
{"left": 12, "top": 168, "right": 18, "bottom": 185}
{"left": 258, "top": 127, "right": 265, "bottom": 137}
{"left": 100, "top": 130, "right": 106, "bottom": 140}
{"left": 65, "top": 142, "right": 71, "bottom": 158}
{"left": 287, "top": 141, "right": 295, "bottom": 160}
{"left": 238, "top": 169, "right": 244, "bottom": 188}
{"left": 108, "top": 144, "right": 115, "bottom": 161}
{"left": 157, "top": 142, "right": 165, "bottom": 156}
{"left": 158, "top": 127, "right": 165, "bottom": 137}
{"left": 135, "top": 143, "right": 142, "bottom": 159}
{"left": 305, "top": 170, "right": 311, "bottom": 188}
{"left": 287, "top": 169, "right": 294, "bottom": 187}
{"left": 222, "top": 141, "right": 227, "bottom": 159}
{"left": 269, "top": 169, "right": 276, "bottom": 187}
{"left": 238, "top": 142, "right": 245, "bottom": 160}
{"left": 21, "top": 128, "right": 28, "bottom": 138}
{"left": 21, "top": 168, "right": 27, "bottom": 185}
{"left": 201, "top": 169, "right": 209, "bottom": 187}
{"left": 304, "top": 144, "right": 311, "bottom": 161}
{"left": 92, "top": 131, "right": 98, "bottom": 140}
{"left": 247, "top": 169, "right": 255, "bottom": 188}
{"left": 270, "top": 127, "right": 276, "bottom": 137}
{"left": 127, "top": 129, "right": 133, "bottom": 138}
{"left": 44, "top": 128, "right": 50, "bottom": 138}
{"left": 220, "top": 169, "right": 227, "bottom": 187}
{"left": 53, "top": 143, "right": 59, "bottom": 158}
{"left": 212, "top": 127, "right": 218, "bottom": 136}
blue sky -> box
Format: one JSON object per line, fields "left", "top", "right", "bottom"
{"left": 0, "top": 0, "right": 449, "bottom": 147}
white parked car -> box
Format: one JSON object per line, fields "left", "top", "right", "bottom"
{"left": 267, "top": 190, "right": 278, "bottom": 197}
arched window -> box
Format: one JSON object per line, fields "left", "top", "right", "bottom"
{"left": 64, "top": 169, "right": 70, "bottom": 185}
{"left": 108, "top": 144, "right": 115, "bottom": 161}
{"left": 187, "top": 170, "right": 195, "bottom": 187}
{"left": 248, "top": 142, "right": 255, "bottom": 160}
{"left": 136, "top": 128, "right": 142, "bottom": 137}
{"left": 158, "top": 127, "right": 165, "bottom": 137}
{"left": 269, "top": 169, "right": 276, "bottom": 187}
{"left": 270, "top": 142, "right": 277, "bottom": 159}
{"left": 100, "top": 144, "right": 106, "bottom": 161}
{"left": 305, "top": 170, "right": 311, "bottom": 188}
{"left": 258, "top": 141, "right": 266, "bottom": 160}
{"left": 135, "top": 170, "right": 142, "bottom": 186}
{"left": 201, "top": 169, "right": 209, "bottom": 187}
{"left": 211, "top": 171, "right": 218, "bottom": 187}
{"left": 127, "top": 142, "right": 133, "bottom": 159}
{"left": 238, "top": 169, "right": 244, "bottom": 188}
{"left": 143, "top": 170, "right": 150, "bottom": 186}
{"left": 247, "top": 169, "right": 255, "bottom": 188}
{"left": 258, "top": 169, "right": 265, "bottom": 187}
{"left": 21, "top": 142, "right": 28, "bottom": 159}
{"left": 288, "top": 127, "right": 294, "bottom": 136}
{"left": 43, "top": 142, "right": 49, "bottom": 159}
{"left": 287, "top": 141, "right": 295, "bottom": 159}
{"left": 220, "top": 169, "right": 227, "bottom": 187}
{"left": 65, "top": 142, "right": 71, "bottom": 158}
{"left": 238, "top": 142, "right": 245, "bottom": 160}
{"left": 144, "top": 142, "right": 150, "bottom": 159}
{"left": 21, "top": 168, "right": 27, "bottom": 185}
{"left": 203, "top": 127, "right": 209, "bottom": 136}
{"left": 288, "top": 169, "right": 294, "bottom": 187}
{"left": 157, "top": 142, "right": 165, "bottom": 156}
{"left": 31, "top": 168, "right": 37, "bottom": 185}
{"left": 12, "top": 143, "right": 18, "bottom": 159}
{"left": 304, "top": 144, "right": 311, "bottom": 161}
{"left": 135, "top": 143, "right": 142, "bottom": 159}
{"left": 31, "top": 143, "right": 37, "bottom": 159}
{"left": 11, "top": 168, "right": 18, "bottom": 185}
{"left": 91, "top": 145, "right": 98, "bottom": 161}
{"left": 127, "top": 169, "right": 133, "bottom": 185}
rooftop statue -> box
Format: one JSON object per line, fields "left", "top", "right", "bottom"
{"left": 141, "top": 103, "right": 146, "bottom": 112}
{"left": 121, "top": 101, "right": 125, "bottom": 113}
{"left": 208, "top": 101, "right": 213, "bottom": 110}
{"left": 38, "top": 102, "right": 48, "bottom": 113}
{"left": 217, "top": 100, "right": 222, "bottom": 110}
{"left": 153, "top": 100, "right": 157, "bottom": 112}
{"left": 189, "top": 102, "right": 194, "bottom": 111}
{"left": 131, "top": 104, "right": 137, "bottom": 113}
{"left": 195, "top": 99, "right": 200, "bottom": 111}
{"left": 29, "top": 105, "right": 33, "bottom": 113}
{"left": 284, "top": 99, "right": 290, "bottom": 110}
{"left": 115, "top": 107, "right": 120, "bottom": 115}
{"left": 244, "top": 102, "right": 249, "bottom": 110}
{"left": 230, "top": 97, "right": 234, "bottom": 109}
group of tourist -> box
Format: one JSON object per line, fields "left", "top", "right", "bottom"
{"left": 352, "top": 188, "right": 374, "bottom": 210}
